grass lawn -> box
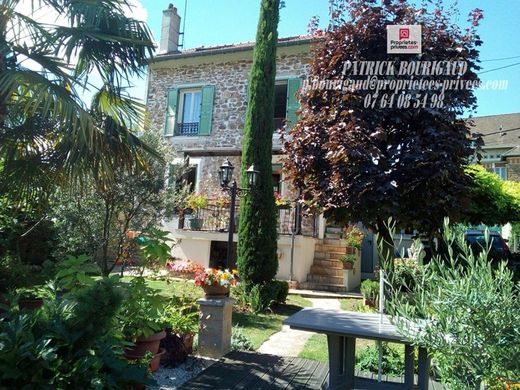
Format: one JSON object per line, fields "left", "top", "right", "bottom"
{"left": 233, "top": 294, "right": 312, "bottom": 350}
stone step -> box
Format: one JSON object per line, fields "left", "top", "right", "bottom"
{"left": 325, "top": 227, "right": 342, "bottom": 234}
{"left": 310, "top": 265, "right": 344, "bottom": 277}
{"left": 300, "top": 282, "right": 347, "bottom": 293}
{"left": 324, "top": 232, "right": 342, "bottom": 240}
{"left": 315, "top": 244, "right": 348, "bottom": 253}
{"left": 314, "top": 251, "right": 347, "bottom": 261}
{"left": 323, "top": 238, "right": 346, "bottom": 246}
{"left": 312, "top": 259, "right": 344, "bottom": 269}
{"left": 307, "top": 274, "right": 344, "bottom": 285}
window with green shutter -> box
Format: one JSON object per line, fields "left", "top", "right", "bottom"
{"left": 285, "top": 77, "right": 302, "bottom": 130}
{"left": 164, "top": 85, "right": 215, "bottom": 136}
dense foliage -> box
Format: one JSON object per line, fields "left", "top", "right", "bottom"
{"left": 389, "top": 221, "right": 520, "bottom": 389}
{"left": 0, "top": 279, "right": 153, "bottom": 389}
{"left": 464, "top": 164, "right": 520, "bottom": 225}
{"left": 283, "top": 0, "right": 483, "bottom": 244}
{"left": 0, "top": 0, "right": 156, "bottom": 200}
{"left": 237, "top": 0, "right": 280, "bottom": 287}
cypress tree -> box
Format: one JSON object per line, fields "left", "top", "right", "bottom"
{"left": 237, "top": 0, "right": 280, "bottom": 288}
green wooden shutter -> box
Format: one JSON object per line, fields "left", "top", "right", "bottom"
{"left": 198, "top": 85, "right": 215, "bottom": 136}
{"left": 285, "top": 78, "right": 302, "bottom": 130}
{"left": 164, "top": 88, "right": 179, "bottom": 135}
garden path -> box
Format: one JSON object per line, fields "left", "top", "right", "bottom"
{"left": 257, "top": 297, "right": 340, "bottom": 357}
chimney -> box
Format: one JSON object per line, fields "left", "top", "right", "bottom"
{"left": 160, "top": 4, "right": 181, "bottom": 54}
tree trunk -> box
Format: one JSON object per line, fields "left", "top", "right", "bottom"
{"left": 237, "top": 0, "right": 280, "bottom": 289}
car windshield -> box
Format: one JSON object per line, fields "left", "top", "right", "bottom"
{"left": 466, "top": 234, "right": 504, "bottom": 251}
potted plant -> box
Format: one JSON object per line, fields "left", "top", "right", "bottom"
{"left": 339, "top": 254, "right": 357, "bottom": 270}
{"left": 275, "top": 192, "right": 291, "bottom": 209}
{"left": 117, "top": 277, "right": 166, "bottom": 360}
{"left": 186, "top": 193, "right": 209, "bottom": 230}
{"left": 194, "top": 268, "right": 238, "bottom": 297}
{"left": 162, "top": 303, "right": 199, "bottom": 354}
{"left": 360, "top": 279, "right": 379, "bottom": 308}
{"left": 343, "top": 224, "right": 365, "bottom": 250}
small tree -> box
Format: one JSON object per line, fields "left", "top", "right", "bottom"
{"left": 237, "top": 0, "right": 280, "bottom": 287}
{"left": 283, "top": 0, "right": 483, "bottom": 270}
{"left": 51, "top": 129, "right": 180, "bottom": 275}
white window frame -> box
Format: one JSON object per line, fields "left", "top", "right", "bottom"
{"left": 178, "top": 88, "right": 202, "bottom": 125}
{"left": 489, "top": 163, "right": 507, "bottom": 180}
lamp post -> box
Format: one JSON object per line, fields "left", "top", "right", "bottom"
{"left": 219, "top": 159, "right": 259, "bottom": 269}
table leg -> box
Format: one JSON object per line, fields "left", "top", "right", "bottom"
{"left": 417, "top": 347, "right": 431, "bottom": 390}
{"left": 404, "top": 344, "right": 415, "bottom": 389}
{"left": 326, "top": 335, "right": 355, "bottom": 390}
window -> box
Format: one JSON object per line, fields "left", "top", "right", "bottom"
{"left": 487, "top": 163, "right": 507, "bottom": 180}
{"left": 272, "top": 173, "right": 281, "bottom": 194}
{"left": 274, "top": 82, "right": 288, "bottom": 130}
{"left": 271, "top": 78, "right": 302, "bottom": 131}
{"left": 178, "top": 89, "right": 202, "bottom": 136}
{"left": 164, "top": 85, "right": 214, "bottom": 136}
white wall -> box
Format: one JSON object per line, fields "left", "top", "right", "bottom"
{"left": 165, "top": 223, "right": 317, "bottom": 283}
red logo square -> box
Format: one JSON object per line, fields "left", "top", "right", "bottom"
{"left": 399, "top": 28, "right": 410, "bottom": 40}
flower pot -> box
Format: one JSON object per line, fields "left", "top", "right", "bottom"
{"left": 364, "top": 297, "right": 376, "bottom": 308}
{"left": 188, "top": 218, "right": 203, "bottom": 231}
{"left": 202, "top": 285, "right": 230, "bottom": 298}
{"left": 182, "top": 333, "right": 194, "bottom": 354}
{"left": 342, "top": 262, "right": 354, "bottom": 270}
{"left": 149, "top": 349, "right": 165, "bottom": 372}
{"left": 125, "top": 330, "right": 166, "bottom": 358}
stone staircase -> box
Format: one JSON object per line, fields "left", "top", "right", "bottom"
{"left": 301, "top": 227, "right": 348, "bottom": 293}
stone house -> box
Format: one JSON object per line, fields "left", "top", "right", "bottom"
{"left": 469, "top": 112, "right": 520, "bottom": 181}
{"left": 144, "top": 4, "right": 371, "bottom": 292}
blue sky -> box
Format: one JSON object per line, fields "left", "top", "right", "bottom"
{"left": 137, "top": 0, "right": 520, "bottom": 117}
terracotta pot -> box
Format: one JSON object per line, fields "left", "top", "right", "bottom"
{"left": 364, "top": 298, "right": 376, "bottom": 308}
{"left": 125, "top": 330, "right": 166, "bottom": 358}
{"left": 149, "top": 349, "right": 165, "bottom": 372}
{"left": 342, "top": 262, "right": 354, "bottom": 270}
{"left": 202, "top": 285, "right": 230, "bottom": 298}
{"left": 182, "top": 333, "right": 194, "bottom": 354}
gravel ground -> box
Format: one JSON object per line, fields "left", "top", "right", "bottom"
{"left": 150, "top": 356, "right": 217, "bottom": 390}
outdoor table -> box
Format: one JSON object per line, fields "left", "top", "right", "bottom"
{"left": 284, "top": 308, "right": 431, "bottom": 390}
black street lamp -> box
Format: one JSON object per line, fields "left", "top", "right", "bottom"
{"left": 219, "top": 159, "right": 258, "bottom": 269}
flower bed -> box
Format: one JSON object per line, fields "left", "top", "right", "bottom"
{"left": 167, "top": 259, "right": 205, "bottom": 280}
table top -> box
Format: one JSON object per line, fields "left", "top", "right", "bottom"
{"left": 283, "top": 308, "right": 410, "bottom": 343}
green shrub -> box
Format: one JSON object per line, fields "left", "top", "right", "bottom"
{"left": 360, "top": 279, "right": 379, "bottom": 302}
{"left": 389, "top": 220, "right": 520, "bottom": 390}
{"left": 0, "top": 279, "right": 154, "bottom": 389}
{"left": 391, "top": 258, "right": 421, "bottom": 292}
{"left": 356, "top": 343, "right": 404, "bottom": 376}
{"left": 231, "top": 282, "right": 249, "bottom": 309}
{"left": 231, "top": 325, "right": 254, "bottom": 351}
{"left": 248, "top": 280, "right": 289, "bottom": 313}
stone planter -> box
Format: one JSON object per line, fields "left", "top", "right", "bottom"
{"left": 188, "top": 217, "right": 204, "bottom": 230}
{"left": 202, "top": 285, "right": 230, "bottom": 298}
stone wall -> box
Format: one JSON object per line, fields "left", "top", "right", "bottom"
{"left": 146, "top": 47, "right": 311, "bottom": 196}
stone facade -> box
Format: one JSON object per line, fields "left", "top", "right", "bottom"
{"left": 146, "top": 42, "right": 312, "bottom": 196}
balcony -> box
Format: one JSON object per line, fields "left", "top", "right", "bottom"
{"left": 173, "top": 201, "right": 317, "bottom": 237}
{"left": 176, "top": 122, "right": 200, "bottom": 136}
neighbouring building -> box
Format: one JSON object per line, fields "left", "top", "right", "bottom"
{"left": 469, "top": 112, "right": 520, "bottom": 181}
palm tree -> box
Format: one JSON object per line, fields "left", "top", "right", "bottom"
{"left": 0, "top": 0, "right": 157, "bottom": 201}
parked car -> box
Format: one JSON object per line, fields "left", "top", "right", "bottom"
{"left": 464, "top": 229, "right": 511, "bottom": 263}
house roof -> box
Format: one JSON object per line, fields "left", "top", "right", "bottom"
{"left": 152, "top": 35, "right": 314, "bottom": 63}
{"left": 468, "top": 112, "right": 520, "bottom": 148}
